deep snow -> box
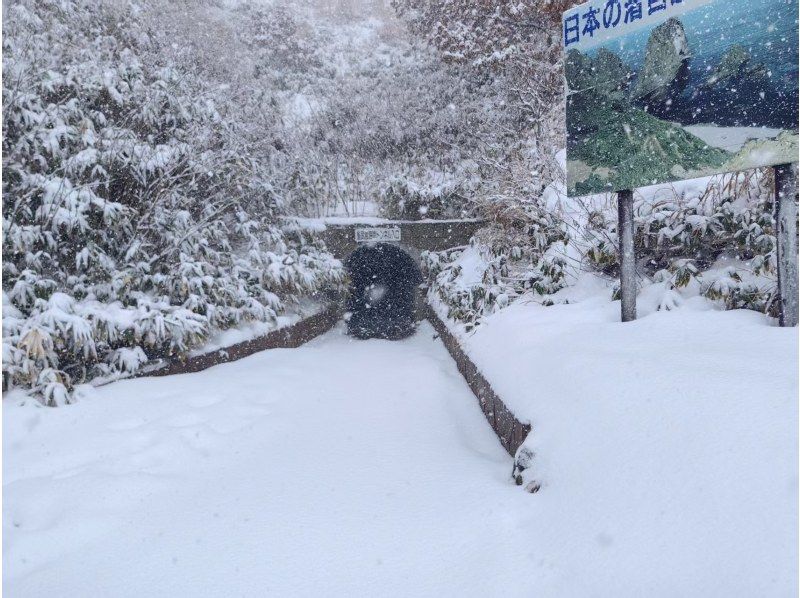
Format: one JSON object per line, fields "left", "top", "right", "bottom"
{"left": 4, "top": 290, "right": 798, "bottom": 596}
{"left": 3, "top": 322, "right": 535, "bottom": 598}
{"left": 432, "top": 274, "right": 799, "bottom": 595}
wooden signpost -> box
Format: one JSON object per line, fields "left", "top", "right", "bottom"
{"left": 563, "top": 0, "right": 799, "bottom": 326}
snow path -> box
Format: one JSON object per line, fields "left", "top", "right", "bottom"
{"left": 4, "top": 322, "right": 535, "bottom": 598}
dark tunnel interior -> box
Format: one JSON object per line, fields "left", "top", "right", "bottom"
{"left": 344, "top": 243, "right": 423, "bottom": 340}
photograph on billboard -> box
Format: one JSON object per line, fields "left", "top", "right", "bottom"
{"left": 563, "top": 0, "right": 799, "bottom": 197}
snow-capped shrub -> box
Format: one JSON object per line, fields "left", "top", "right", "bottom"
{"left": 423, "top": 196, "right": 568, "bottom": 330}
{"left": 424, "top": 170, "right": 782, "bottom": 329}
{"left": 381, "top": 177, "right": 472, "bottom": 220}
{"left": 581, "top": 171, "right": 779, "bottom": 312}
{"left": 584, "top": 171, "right": 775, "bottom": 276}
{"left": 2, "top": 0, "right": 344, "bottom": 403}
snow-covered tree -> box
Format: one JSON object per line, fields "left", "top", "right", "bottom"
{"left": 2, "top": 0, "right": 344, "bottom": 404}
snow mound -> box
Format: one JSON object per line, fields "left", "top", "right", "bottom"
{"left": 456, "top": 284, "right": 798, "bottom": 595}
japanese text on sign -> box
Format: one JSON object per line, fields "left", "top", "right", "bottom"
{"left": 354, "top": 227, "right": 402, "bottom": 243}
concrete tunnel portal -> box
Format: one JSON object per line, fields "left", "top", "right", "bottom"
{"left": 313, "top": 219, "right": 486, "bottom": 340}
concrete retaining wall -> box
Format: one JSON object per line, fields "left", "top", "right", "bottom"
{"left": 140, "top": 303, "right": 342, "bottom": 378}
{"left": 425, "top": 302, "right": 531, "bottom": 456}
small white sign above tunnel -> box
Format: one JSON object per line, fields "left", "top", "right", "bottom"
{"left": 354, "top": 227, "right": 401, "bottom": 243}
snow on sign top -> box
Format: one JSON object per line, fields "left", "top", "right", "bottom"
{"left": 563, "top": 0, "right": 799, "bottom": 197}
{"left": 354, "top": 227, "right": 402, "bottom": 243}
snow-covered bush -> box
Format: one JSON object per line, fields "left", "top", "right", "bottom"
{"left": 2, "top": 0, "right": 344, "bottom": 403}
{"left": 585, "top": 171, "right": 779, "bottom": 314}
{"left": 584, "top": 172, "right": 773, "bottom": 273}
{"left": 381, "top": 177, "right": 472, "bottom": 220}
{"left": 425, "top": 169, "right": 781, "bottom": 329}
{"left": 423, "top": 195, "right": 568, "bottom": 331}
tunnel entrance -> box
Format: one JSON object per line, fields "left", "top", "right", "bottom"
{"left": 344, "top": 243, "right": 422, "bottom": 340}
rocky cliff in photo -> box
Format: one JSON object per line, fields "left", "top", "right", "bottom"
{"left": 565, "top": 42, "right": 728, "bottom": 196}
{"left": 631, "top": 17, "right": 691, "bottom": 117}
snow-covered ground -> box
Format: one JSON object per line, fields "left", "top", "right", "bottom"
{"left": 3, "top": 323, "right": 534, "bottom": 598}
{"left": 4, "top": 284, "right": 797, "bottom": 596}
{"left": 433, "top": 274, "right": 799, "bottom": 595}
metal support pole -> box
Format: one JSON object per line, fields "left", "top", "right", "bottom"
{"left": 774, "top": 163, "right": 798, "bottom": 327}
{"left": 618, "top": 189, "right": 636, "bottom": 322}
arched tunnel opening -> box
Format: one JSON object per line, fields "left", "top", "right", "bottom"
{"left": 344, "top": 243, "right": 423, "bottom": 340}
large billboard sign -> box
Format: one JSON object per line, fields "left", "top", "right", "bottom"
{"left": 563, "top": 0, "right": 799, "bottom": 196}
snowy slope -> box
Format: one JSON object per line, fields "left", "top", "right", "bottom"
{"left": 4, "top": 323, "right": 536, "bottom": 598}
{"left": 444, "top": 281, "right": 798, "bottom": 595}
